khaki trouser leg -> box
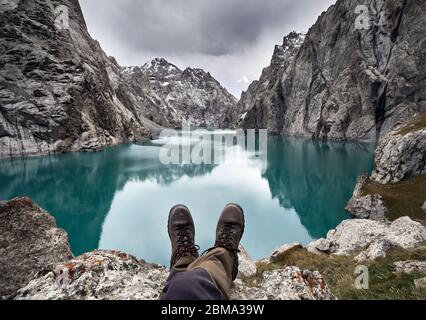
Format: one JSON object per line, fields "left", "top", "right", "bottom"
{"left": 187, "top": 247, "right": 235, "bottom": 300}
{"left": 160, "top": 254, "right": 198, "bottom": 299}
{"left": 170, "top": 254, "right": 198, "bottom": 275}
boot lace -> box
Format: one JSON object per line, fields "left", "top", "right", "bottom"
{"left": 172, "top": 225, "right": 199, "bottom": 263}
{"left": 214, "top": 223, "right": 239, "bottom": 252}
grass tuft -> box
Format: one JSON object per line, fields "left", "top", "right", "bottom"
{"left": 397, "top": 112, "right": 426, "bottom": 136}
{"left": 361, "top": 176, "right": 426, "bottom": 224}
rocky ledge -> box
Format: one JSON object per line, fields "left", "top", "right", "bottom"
{"left": 371, "top": 115, "right": 426, "bottom": 184}
{"left": 3, "top": 197, "right": 335, "bottom": 300}
{"left": 14, "top": 249, "right": 335, "bottom": 301}
{"left": 0, "top": 197, "right": 73, "bottom": 299}
{"left": 307, "top": 217, "right": 426, "bottom": 262}
{"left": 346, "top": 113, "right": 426, "bottom": 221}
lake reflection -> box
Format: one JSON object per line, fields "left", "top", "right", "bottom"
{"left": 0, "top": 135, "right": 375, "bottom": 265}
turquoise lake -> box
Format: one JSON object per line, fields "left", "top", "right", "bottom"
{"left": 0, "top": 134, "right": 375, "bottom": 266}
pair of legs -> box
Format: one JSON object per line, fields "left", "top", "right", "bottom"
{"left": 161, "top": 204, "right": 245, "bottom": 300}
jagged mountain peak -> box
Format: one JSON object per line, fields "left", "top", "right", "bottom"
{"left": 182, "top": 67, "right": 214, "bottom": 83}
{"left": 123, "top": 58, "right": 181, "bottom": 76}
{"left": 272, "top": 31, "right": 306, "bottom": 67}
{"left": 282, "top": 31, "right": 306, "bottom": 48}
{"left": 141, "top": 58, "right": 180, "bottom": 73}
{"left": 121, "top": 58, "right": 236, "bottom": 129}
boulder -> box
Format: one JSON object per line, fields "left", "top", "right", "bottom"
{"left": 345, "top": 175, "right": 388, "bottom": 221}
{"left": 0, "top": 197, "right": 73, "bottom": 299}
{"left": 307, "top": 217, "right": 426, "bottom": 261}
{"left": 237, "top": 245, "right": 257, "bottom": 278}
{"left": 372, "top": 126, "right": 426, "bottom": 184}
{"left": 386, "top": 217, "right": 426, "bottom": 249}
{"left": 354, "top": 240, "right": 395, "bottom": 263}
{"left": 393, "top": 260, "right": 426, "bottom": 274}
{"left": 232, "top": 267, "right": 336, "bottom": 300}
{"left": 414, "top": 278, "right": 426, "bottom": 290}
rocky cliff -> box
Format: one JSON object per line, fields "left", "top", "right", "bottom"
{"left": 227, "top": 32, "right": 305, "bottom": 132}
{"left": 0, "top": 197, "right": 72, "bottom": 299}
{"left": 123, "top": 58, "right": 237, "bottom": 129}
{"left": 346, "top": 112, "right": 426, "bottom": 221}
{"left": 0, "top": 1, "right": 236, "bottom": 160}
{"left": 0, "top": 0, "right": 158, "bottom": 159}
{"left": 371, "top": 113, "right": 426, "bottom": 184}
{"left": 239, "top": 0, "right": 426, "bottom": 141}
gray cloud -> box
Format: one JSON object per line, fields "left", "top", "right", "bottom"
{"left": 80, "top": 0, "right": 336, "bottom": 96}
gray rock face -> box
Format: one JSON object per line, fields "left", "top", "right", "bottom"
{"left": 423, "top": 201, "right": 426, "bottom": 214}
{"left": 307, "top": 217, "right": 426, "bottom": 260}
{"left": 239, "top": 0, "right": 426, "bottom": 140}
{"left": 371, "top": 124, "right": 426, "bottom": 184}
{"left": 232, "top": 267, "right": 336, "bottom": 300}
{"left": 0, "top": 0, "right": 155, "bottom": 159}
{"left": 346, "top": 174, "right": 388, "bottom": 221}
{"left": 231, "top": 32, "right": 305, "bottom": 133}
{"left": 0, "top": 197, "right": 73, "bottom": 299}
{"left": 122, "top": 58, "right": 237, "bottom": 129}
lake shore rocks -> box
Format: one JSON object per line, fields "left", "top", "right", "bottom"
{"left": 15, "top": 250, "right": 168, "bottom": 300}
{"left": 345, "top": 175, "right": 388, "bottom": 221}
{"left": 15, "top": 249, "right": 335, "bottom": 301}
{"left": 371, "top": 125, "right": 426, "bottom": 184}
{"left": 414, "top": 278, "right": 426, "bottom": 290}
{"left": 393, "top": 260, "right": 426, "bottom": 274}
{"left": 306, "top": 217, "right": 426, "bottom": 261}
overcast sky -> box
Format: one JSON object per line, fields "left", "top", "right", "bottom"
{"left": 79, "top": 0, "right": 335, "bottom": 97}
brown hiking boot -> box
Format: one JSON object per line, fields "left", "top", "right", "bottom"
{"left": 214, "top": 204, "right": 245, "bottom": 280}
{"left": 168, "top": 205, "right": 199, "bottom": 269}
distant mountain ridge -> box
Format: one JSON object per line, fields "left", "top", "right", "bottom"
{"left": 122, "top": 58, "right": 237, "bottom": 129}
